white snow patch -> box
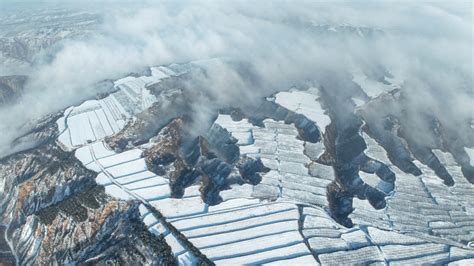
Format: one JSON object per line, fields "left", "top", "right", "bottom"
{"left": 352, "top": 97, "right": 366, "bottom": 107}
{"left": 464, "top": 147, "right": 474, "bottom": 166}
{"left": 352, "top": 69, "right": 398, "bottom": 98}
{"left": 57, "top": 69, "right": 169, "bottom": 149}
{"left": 214, "top": 115, "right": 254, "bottom": 145}
{"left": 274, "top": 89, "right": 330, "bottom": 133}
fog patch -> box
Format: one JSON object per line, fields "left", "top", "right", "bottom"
{"left": 0, "top": 0, "right": 472, "bottom": 157}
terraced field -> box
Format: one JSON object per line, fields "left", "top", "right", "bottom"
{"left": 57, "top": 66, "right": 172, "bottom": 149}
{"left": 51, "top": 65, "right": 474, "bottom": 265}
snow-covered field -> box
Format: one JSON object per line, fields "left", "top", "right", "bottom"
{"left": 351, "top": 69, "right": 400, "bottom": 99}
{"left": 169, "top": 201, "right": 313, "bottom": 265}
{"left": 53, "top": 70, "right": 474, "bottom": 265}
{"left": 75, "top": 139, "right": 317, "bottom": 265}
{"left": 57, "top": 67, "right": 171, "bottom": 149}
{"left": 351, "top": 134, "right": 474, "bottom": 249}
{"left": 215, "top": 115, "right": 332, "bottom": 206}
{"left": 274, "top": 89, "right": 331, "bottom": 133}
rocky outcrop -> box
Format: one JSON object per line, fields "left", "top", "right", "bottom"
{"left": 35, "top": 200, "right": 175, "bottom": 265}
{"left": 0, "top": 136, "right": 175, "bottom": 265}
{"left": 237, "top": 156, "right": 270, "bottom": 185}
{"left": 105, "top": 83, "right": 197, "bottom": 152}
{"left": 142, "top": 117, "right": 270, "bottom": 205}
{"left": 143, "top": 118, "right": 201, "bottom": 198}
{"left": 0, "top": 142, "right": 94, "bottom": 264}
{"left": 199, "top": 158, "right": 233, "bottom": 205}
{"left": 0, "top": 143, "right": 97, "bottom": 222}
{"left": 204, "top": 124, "right": 241, "bottom": 164}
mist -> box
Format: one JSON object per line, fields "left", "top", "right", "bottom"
{"left": 0, "top": 0, "right": 472, "bottom": 158}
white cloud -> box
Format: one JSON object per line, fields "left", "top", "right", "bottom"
{"left": 0, "top": 0, "right": 472, "bottom": 157}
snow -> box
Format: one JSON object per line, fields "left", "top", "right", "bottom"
{"left": 203, "top": 230, "right": 304, "bottom": 258}
{"left": 214, "top": 112, "right": 325, "bottom": 193}
{"left": 142, "top": 213, "right": 158, "bottom": 227}
{"left": 115, "top": 170, "right": 157, "bottom": 185}
{"left": 211, "top": 241, "right": 310, "bottom": 264}
{"left": 95, "top": 173, "right": 112, "bottom": 186}
{"left": 51, "top": 64, "right": 474, "bottom": 265}
{"left": 464, "top": 147, "right": 474, "bottom": 166}
{"left": 352, "top": 69, "right": 398, "bottom": 98}
{"left": 220, "top": 184, "right": 254, "bottom": 201}
{"left": 75, "top": 141, "right": 174, "bottom": 212}
{"left": 56, "top": 107, "right": 73, "bottom": 133}
{"left": 171, "top": 203, "right": 297, "bottom": 231}
{"left": 161, "top": 200, "right": 310, "bottom": 265}
{"left": 132, "top": 185, "right": 170, "bottom": 201}
{"left": 98, "top": 98, "right": 124, "bottom": 130}
{"left": 58, "top": 69, "right": 328, "bottom": 265}
{"left": 75, "top": 142, "right": 117, "bottom": 169}
{"left": 93, "top": 109, "right": 115, "bottom": 136}
{"left": 262, "top": 254, "right": 317, "bottom": 265}
{"left": 142, "top": 209, "right": 198, "bottom": 263}
{"left": 149, "top": 222, "right": 196, "bottom": 261}
{"left": 150, "top": 66, "right": 171, "bottom": 79}
{"left": 95, "top": 149, "right": 143, "bottom": 168}
{"left": 214, "top": 115, "right": 254, "bottom": 145}
{"left": 68, "top": 112, "right": 96, "bottom": 146}
{"left": 104, "top": 184, "right": 133, "bottom": 200}
{"left": 207, "top": 198, "right": 261, "bottom": 212}
{"left": 185, "top": 209, "right": 297, "bottom": 239}
{"left": 177, "top": 252, "right": 199, "bottom": 265}
{"left": 57, "top": 69, "right": 166, "bottom": 149}
{"left": 239, "top": 145, "right": 260, "bottom": 156}
{"left": 352, "top": 97, "right": 366, "bottom": 107}
{"left": 156, "top": 66, "right": 178, "bottom": 76}
{"left": 274, "top": 89, "right": 330, "bottom": 133}
{"left": 189, "top": 220, "right": 299, "bottom": 248}
{"left": 105, "top": 159, "right": 148, "bottom": 177}
{"left": 432, "top": 149, "right": 458, "bottom": 167}
{"left": 359, "top": 172, "right": 392, "bottom": 194}
{"left": 114, "top": 76, "right": 136, "bottom": 86}
{"left": 75, "top": 145, "right": 94, "bottom": 165}
{"left": 123, "top": 176, "right": 168, "bottom": 190}
{"left": 215, "top": 118, "right": 331, "bottom": 206}
{"left": 152, "top": 197, "right": 206, "bottom": 219}
{"left": 362, "top": 132, "right": 391, "bottom": 163}
{"left": 182, "top": 185, "right": 202, "bottom": 198}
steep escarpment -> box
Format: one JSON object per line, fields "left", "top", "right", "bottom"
{"left": 143, "top": 117, "right": 201, "bottom": 198}
{"left": 315, "top": 82, "right": 394, "bottom": 227}
{"left": 0, "top": 145, "right": 97, "bottom": 226}
{"left": 0, "top": 120, "right": 175, "bottom": 265}
{"left": 142, "top": 117, "right": 269, "bottom": 206}
{"left": 35, "top": 200, "right": 174, "bottom": 265}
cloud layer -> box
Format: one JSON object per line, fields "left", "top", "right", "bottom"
{"left": 0, "top": 0, "right": 472, "bottom": 157}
